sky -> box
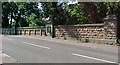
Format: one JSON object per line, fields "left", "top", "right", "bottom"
{"left": 38, "top": 0, "right": 78, "bottom": 9}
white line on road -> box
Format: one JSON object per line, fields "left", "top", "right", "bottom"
{"left": 22, "top": 42, "right": 50, "bottom": 49}
{"left": 73, "top": 53, "right": 117, "bottom": 63}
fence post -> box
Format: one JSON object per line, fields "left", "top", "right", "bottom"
{"left": 29, "top": 30, "right": 31, "bottom": 35}
{"left": 20, "top": 30, "right": 22, "bottom": 35}
{"left": 44, "top": 30, "right": 47, "bottom": 36}
{"left": 41, "top": 29, "right": 42, "bottom": 36}
{"left": 34, "top": 30, "right": 36, "bottom": 35}
{"left": 24, "top": 30, "right": 26, "bottom": 35}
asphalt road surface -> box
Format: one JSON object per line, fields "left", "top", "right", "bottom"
{"left": 2, "top": 35, "right": 118, "bottom": 64}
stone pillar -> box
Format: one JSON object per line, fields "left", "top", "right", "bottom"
{"left": 103, "top": 14, "right": 118, "bottom": 45}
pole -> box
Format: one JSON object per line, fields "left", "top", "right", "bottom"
{"left": 51, "top": 15, "right": 55, "bottom": 38}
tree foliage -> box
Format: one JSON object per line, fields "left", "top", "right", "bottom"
{"left": 2, "top": 2, "right": 120, "bottom": 28}
{"left": 2, "top": 2, "right": 42, "bottom": 28}
{"left": 27, "top": 13, "right": 43, "bottom": 27}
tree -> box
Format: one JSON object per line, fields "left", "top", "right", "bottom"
{"left": 2, "top": 2, "right": 42, "bottom": 28}
{"left": 64, "top": 3, "right": 89, "bottom": 24}
{"left": 27, "top": 13, "right": 43, "bottom": 27}
{"left": 41, "top": 2, "right": 58, "bottom": 38}
{"left": 2, "top": 2, "right": 120, "bottom": 28}
{"left": 2, "top": 2, "right": 18, "bottom": 28}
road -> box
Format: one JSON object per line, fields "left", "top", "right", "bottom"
{"left": 2, "top": 35, "right": 118, "bottom": 64}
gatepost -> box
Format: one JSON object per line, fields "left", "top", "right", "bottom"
{"left": 103, "top": 14, "right": 118, "bottom": 45}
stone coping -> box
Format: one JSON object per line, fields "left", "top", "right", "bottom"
{"left": 56, "top": 24, "right": 104, "bottom": 27}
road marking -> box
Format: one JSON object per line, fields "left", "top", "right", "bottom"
{"left": 22, "top": 42, "right": 50, "bottom": 49}
{"left": 73, "top": 53, "right": 117, "bottom": 63}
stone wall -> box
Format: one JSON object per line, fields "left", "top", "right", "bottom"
{"left": 2, "top": 27, "right": 47, "bottom": 36}
{"left": 55, "top": 14, "right": 118, "bottom": 45}
{"left": 103, "top": 15, "right": 117, "bottom": 40}
{"left": 55, "top": 24, "right": 116, "bottom": 44}
{"left": 2, "top": 15, "right": 119, "bottom": 45}
{"left": 17, "top": 27, "right": 41, "bottom": 35}
{"left": 55, "top": 24, "right": 104, "bottom": 39}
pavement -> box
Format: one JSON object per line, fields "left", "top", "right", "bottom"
{"left": 2, "top": 35, "right": 118, "bottom": 64}
{"left": 0, "top": 35, "right": 18, "bottom": 64}
{"left": 0, "top": 51, "right": 18, "bottom": 64}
